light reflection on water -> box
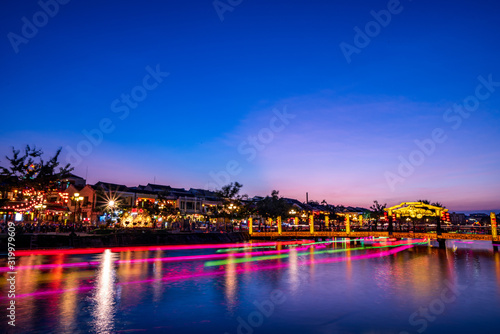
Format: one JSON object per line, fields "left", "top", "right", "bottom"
{"left": 1, "top": 240, "right": 500, "bottom": 333}
{"left": 59, "top": 271, "right": 78, "bottom": 333}
{"left": 224, "top": 256, "right": 237, "bottom": 314}
{"left": 152, "top": 249, "right": 164, "bottom": 303}
{"left": 90, "top": 249, "right": 117, "bottom": 334}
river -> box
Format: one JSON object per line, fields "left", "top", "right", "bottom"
{"left": 1, "top": 238, "right": 500, "bottom": 333}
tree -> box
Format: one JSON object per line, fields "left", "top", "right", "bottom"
{"left": 216, "top": 182, "right": 243, "bottom": 200}
{"left": 370, "top": 200, "right": 387, "bottom": 218}
{"left": 214, "top": 182, "right": 245, "bottom": 230}
{"left": 335, "top": 204, "right": 346, "bottom": 212}
{"left": 416, "top": 199, "right": 445, "bottom": 208}
{"left": 239, "top": 199, "right": 256, "bottom": 220}
{"left": 153, "top": 193, "right": 180, "bottom": 228}
{"left": 0, "top": 145, "right": 73, "bottom": 203}
{"left": 256, "top": 190, "right": 292, "bottom": 221}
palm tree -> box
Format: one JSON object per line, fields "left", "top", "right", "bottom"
{"left": 417, "top": 199, "right": 431, "bottom": 205}
{"left": 416, "top": 199, "right": 445, "bottom": 208}
{"left": 370, "top": 200, "right": 387, "bottom": 216}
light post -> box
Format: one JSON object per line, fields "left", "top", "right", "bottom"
{"left": 108, "top": 200, "right": 115, "bottom": 222}
{"left": 205, "top": 205, "right": 214, "bottom": 231}
{"left": 227, "top": 203, "right": 235, "bottom": 232}
{"left": 72, "top": 193, "right": 84, "bottom": 223}
{"left": 289, "top": 209, "right": 296, "bottom": 231}
{"left": 34, "top": 204, "right": 46, "bottom": 223}
{"left": 301, "top": 213, "right": 307, "bottom": 231}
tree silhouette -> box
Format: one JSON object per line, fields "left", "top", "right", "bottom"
{"left": 370, "top": 200, "right": 387, "bottom": 218}
{"left": 0, "top": 145, "right": 73, "bottom": 203}
{"left": 416, "top": 199, "right": 445, "bottom": 208}
{"left": 417, "top": 199, "right": 431, "bottom": 205}
{"left": 256, "top": 190, "right": 292, "bottom": 220}
{"left": 214, "top": 182, "right": 245, "bottom": 230}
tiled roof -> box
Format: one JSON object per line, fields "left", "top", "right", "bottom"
{"left": 94, "top": 181, "right": 131, "bottom": 193}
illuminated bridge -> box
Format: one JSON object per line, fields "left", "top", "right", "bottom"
{"left": 250, "top": 230, "right": 499, "bottom": 248}
{"left": 248, "top": 203, "right": 499, "bottom": 251}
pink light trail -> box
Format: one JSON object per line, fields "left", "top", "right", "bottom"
{"left": 5, "top": 245, "right": 413, "bottom": 300}
{"left": 14, "top": 240, "right": 310, "bottom": 257}
{"left": 2, "top": 244, "right": 326, "bottom": 272}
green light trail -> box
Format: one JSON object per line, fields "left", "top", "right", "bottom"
{"left": 205, "top": 241, "right": 426, "bottom": 267}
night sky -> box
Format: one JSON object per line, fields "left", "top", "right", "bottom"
{"left": 1, "top": 0, "right": 499, "bottom": 211}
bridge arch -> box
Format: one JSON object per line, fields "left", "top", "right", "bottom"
{"left": 384, "top": 201, "right": 448, "bottom": 234}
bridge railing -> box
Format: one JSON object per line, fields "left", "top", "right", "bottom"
{"left": 249, "top": 223, "right": 497, "bottom": 236}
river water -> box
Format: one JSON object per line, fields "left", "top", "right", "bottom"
{"left": 1, "top": 238, "right": 500, "bottom": 334}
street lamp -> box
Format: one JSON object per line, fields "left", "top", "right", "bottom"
{"left": 227, "top": 203, "right": 236, "bottom": 231}
{"left": 72, "top": 193, "right": 84, "bottom": 223}
{"left": 109, "top": 200, "right": 115, "bottom": 214}
{"left": 107, "top": 200, "right": 117, "bottom": 223}
{"left": 34, "top": 204, "right": 46, "bottom": 222}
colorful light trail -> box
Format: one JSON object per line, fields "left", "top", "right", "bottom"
{"left": 204, "top": 241, "right": 427, "bottom": 267}
{"left": 14, "top": 240, "right": 311, "bottom": 257}
{"left": 0, "top": 245, "right": 413, "bottom": 299}
{"left": 215, "top": 238, "right": 366, "bottom": 252}
{"left": 3, "top": 238, "right": 425, "bottom": 272}
{"left": 2, "top": 242, "right": 329, "bottom": 272}
{"left": 3, "top": 244, "right": 415, "bottom": 300}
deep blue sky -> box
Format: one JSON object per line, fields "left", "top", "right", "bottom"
{"left": 1, "top": 0, "right": 499, "bottom": 211}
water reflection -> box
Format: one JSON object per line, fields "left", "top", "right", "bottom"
{"left": 309, "top": 246, "right": 315, "bottom": 279}
{"left": 345, "top": 241, "right": 352, "bottom": 282}
{"left": 224, "top": 258, "right": 237, "bottom": 313}
{"left": 59, "top": 271, "right": 79, "bottom": 333}
{"left": 152, "top": 249, "right": 163, "bottom": 303}
{"left": 289, "top": 248, "right": 299, "bottom": 294}
{"left": 2, "top": 240, "right": 500, "bottom": 333}
{"left": 495, "top": 251, "right": 500, "bottom": 287}
{"left": 12, "top": 255, "right": 43, "bottom": 332}
{"left": 90, "top": 249, "right": 117, "bottom": 334}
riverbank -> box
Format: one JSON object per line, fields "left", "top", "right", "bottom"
{"left": 0, "top": 230, "right": 250, "bottom": 250}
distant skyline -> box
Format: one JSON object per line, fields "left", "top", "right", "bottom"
{"left": 1, "top": 0, "right": 499, "bottom": 212}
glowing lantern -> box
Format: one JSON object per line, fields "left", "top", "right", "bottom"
{"left": 491, "top": 212, "right": 497, "bottom": 239}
